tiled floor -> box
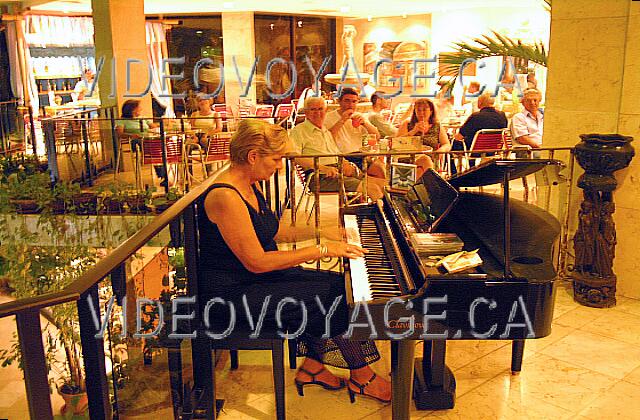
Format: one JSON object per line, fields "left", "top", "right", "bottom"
{"left": 200, "top": 282, "right": 640, "bottom": 420}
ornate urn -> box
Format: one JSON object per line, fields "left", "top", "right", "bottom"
{"left": 572, "top": 134, "right": 634, "bottom": 307}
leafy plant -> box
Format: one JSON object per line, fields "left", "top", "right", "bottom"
{"left": 438, "top": 31, "right": 548, "bottom": 86}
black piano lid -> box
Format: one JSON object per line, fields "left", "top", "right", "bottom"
{"left": 411, "top": 169, "right": 459, "bottom": 232}
{"left": 447, "top": 158, "right": 565, "bottom": 188}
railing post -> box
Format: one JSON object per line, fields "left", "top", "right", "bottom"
{"left": 27, "top": 102, "right": 37, "bottom": 156}
{"left": 81, "top": 117, "right": 94, "bottom": 186}
{"left": 183, "top": 202, "right": 216, "bottom": 419}
{"left": 43, "top": 120, "right": 60, "bottom": 182}
{"left": 77, "top": 284, "right": 111, "bottom": 419}
{"left": 158, "top": 118, "right": 169, "bottom": 194}
{"left": 110, "top": 108, "right": 119, "bottom": 171}
{"left": 16, "top": 309, "right": 54, "bottom": 420}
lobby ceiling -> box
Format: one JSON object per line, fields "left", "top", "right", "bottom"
{"left": 19, "top": 0, "right": 547, "bottom": 18}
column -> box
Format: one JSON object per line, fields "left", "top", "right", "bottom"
{"left": 91, "top": 0, "right": 152, "bottom": 115}
{"left": 221, "top": 12, "right": 256, "bottom": 116}
{"left": 545, "top": 0, "right": 640, "bottom": 298}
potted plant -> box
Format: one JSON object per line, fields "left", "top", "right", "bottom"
{"left": 125, "top": 185, "right": 155, "bottom": 214}
{"left": 98, "top": 182, "right": 129, "bottom": 214}
{"left": 152, "top": 187, "right": 183, "bottom": 213}
{"left": 4, "top": 172, "right": 53, "bottom": 214}
{"left": 51, "top": 181, "right": 82, "bottom": 215}
{"left": 0, "top": 247, "right": 97, "bottom": 418}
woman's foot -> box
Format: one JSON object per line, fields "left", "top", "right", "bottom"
{"left": 294, "top": 360, "right": 345, "bottom": 396}
{"left": 348, "top": 369, "right": 391, "bottom": 403}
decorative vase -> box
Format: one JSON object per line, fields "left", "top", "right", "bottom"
{"left": 572, "top": 133, "right": 634, "bottom": 308}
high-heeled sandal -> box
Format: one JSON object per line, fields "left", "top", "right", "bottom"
{"left": 294, "top": 366, "right": 346, "bottom": 396}
{"left": 348, "top": 373, "right": 391, "bottom": 404}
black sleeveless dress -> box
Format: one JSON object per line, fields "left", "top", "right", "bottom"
{"left": 197, "top": 183, "right": 379, "bottom": 369}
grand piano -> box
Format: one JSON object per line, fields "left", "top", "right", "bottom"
{"left": 342, "top": 159, "right": 564, "bottom": 419}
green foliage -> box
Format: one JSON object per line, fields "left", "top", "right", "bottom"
{"left": 438, "top": 31, "right": 548, "bottom": 86}
{"left": 5, "top": 172, "right": 53, "bottom": 202}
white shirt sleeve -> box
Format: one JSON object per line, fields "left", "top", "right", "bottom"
{"left": 511, "top": 113, "right": 529, "bottom": 139}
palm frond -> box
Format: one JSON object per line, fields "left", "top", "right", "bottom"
{"left": 438, "top": 31, "right": 548, "bottom": 85}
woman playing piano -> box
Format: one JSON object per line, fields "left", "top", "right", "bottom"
{"left": 198, "top": 119, "right": 391, "bottom": 403}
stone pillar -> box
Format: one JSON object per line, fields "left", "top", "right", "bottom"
{"left": 544, "top": 0, "right": 640, "bottom": 299}
{"left": 221, "top": 12, "right": 256, "bottom": 116}
{"left": 91, "top": 0, "right": 152, "bottom": 116}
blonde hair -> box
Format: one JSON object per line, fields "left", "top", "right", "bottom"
{"left": 229, "top": 119, "right": 289, "bottom": 164}
{"left": 477, "top": 92, "right": 495, "bottom": 109}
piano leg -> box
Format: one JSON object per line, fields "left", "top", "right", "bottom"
{"left": 391, "top": 340, "right": 415, "bottom": 420}
{"left": 511, "top": 339, "right": 525, "bottom": 374}
{"left": 413, "top": 340, "right": 456, "bottom": 410}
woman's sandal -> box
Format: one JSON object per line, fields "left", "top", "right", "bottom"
{"left": 294, "top": 366, "right": 346, "bottom": 396}
{"left": 347, "top": 372, "right": 391, "bottom": 404}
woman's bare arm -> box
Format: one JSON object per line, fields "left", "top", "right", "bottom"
{"left": 205, "top": 189, "right": 355, "bottom": 273}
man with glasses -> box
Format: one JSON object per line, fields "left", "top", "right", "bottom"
{"left": 290, "top": 96, "right": 384, "bottom": 200}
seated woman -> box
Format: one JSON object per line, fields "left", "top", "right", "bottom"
{"left": 116, "top": 99, "right": 167, "bottom": 184}
{"left": 190, "top": 93, "right": 223, "bottom": 148}
{"left": 198, "top": 119, "right": 391, "bottom": 403}
{"left": 116, "top": 99, "right": 158, "bottom": 143}
{"left": 397, "top": 98, "right": 451, "bottom": 177}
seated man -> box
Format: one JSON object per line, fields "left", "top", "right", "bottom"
{"left": 289, "top": 96, "right": 384, "bottom": 200}
{"left": 455, "top": 92, "right": 508, "bottom": 150}
{"left": 367, "top": 91, "right": 397, "bottom": 138}
{"left": 511, "top": 88, "right": 544, "bottom": 149}
{"left": 325, "top": 87, "right": 385, "bottom": 178}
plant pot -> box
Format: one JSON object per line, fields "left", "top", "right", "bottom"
{"left": 574, "top": 134, "right": 635, "bottom": 192}
{"left": 51, "top": 199, "right": 67, "bottom": 215}
{"left": 72, "top": 193, "right": 98, "bottom": 215}
{"left": 154, "top": 199, "right": 177, "bottom": 213}
{"left": 10, "top": 199, "right": 41, "bottom": 214}
{"left": 126, "top": 197, "right": 149, "bottom": 214}
{"left": 58, "top": 385, "right": 89, "bottom": 417}
{"left": 101, "top": 197, "right": 126, "bottom": 214}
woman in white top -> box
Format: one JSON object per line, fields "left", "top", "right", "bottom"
{"left": 190, "top": 94, "right": 223, "bottom": 148}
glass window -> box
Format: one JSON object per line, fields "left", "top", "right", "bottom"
{"left": 254, "top": 15, "right": 335, "bottom": 105}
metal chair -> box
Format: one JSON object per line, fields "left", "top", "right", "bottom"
{"left": 274, "top": 103, "right": 295, "bottom": 128}
{"left": 255, "top": 104, "right": 275, "bottom": 118}
{"left": 114, "top": 132, "right": 142, "bottom": 188}
{"left": 294, "top": 164, "right": 361, "bottom": 225}
{"left": 141, "top": 134, "right": 185, "bottom": 189}
{"left": 186, "top": 132, "right": 233, "bottom": 182}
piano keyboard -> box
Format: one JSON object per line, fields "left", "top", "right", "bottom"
{"left": 345, "top": 213, "right": 403, "bottom": 301}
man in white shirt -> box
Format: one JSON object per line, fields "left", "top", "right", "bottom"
{"left": 325, "top": 87, "right": 384, "bottom": 178}
{"left": 72, "top": 69, "right": 97, "bottom": 102}
{"left": 325, "top": 88, "right": 378, "bottom": 154}
{"left": 511, "top": 88, "right": 544, "bottom": 148}
{"left": 290, "top": 96, "right": 384, "bottom": 200}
